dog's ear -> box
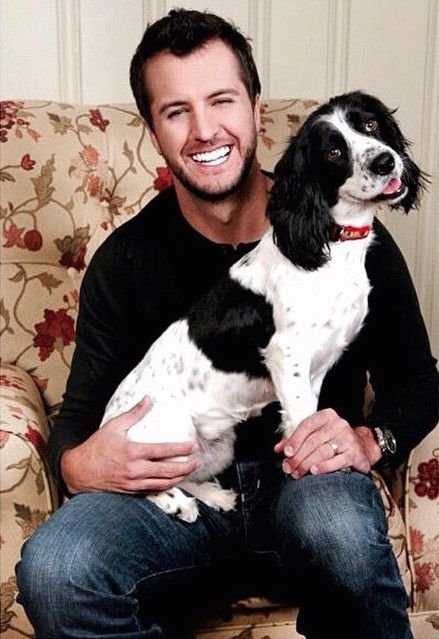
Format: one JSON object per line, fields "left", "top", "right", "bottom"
{"left": 397, "top": 156, "right": 429, "bottom": 213}
{"left": 267, "top": 135, "right": 332, "bottom": 270}
{"left": 379, "top": 103, "right": 428, "bottom": 213}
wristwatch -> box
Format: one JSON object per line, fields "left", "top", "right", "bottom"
{"left": 373, "top": 426, "right": 397, "bottom": 464}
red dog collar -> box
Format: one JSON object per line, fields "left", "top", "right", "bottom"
{"left": 330, "top": 223, "right": 372, "bottom": 242}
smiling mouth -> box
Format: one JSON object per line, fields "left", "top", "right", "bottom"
{"left": 373, "top": 183, "right": 408, "bottom": 203}
{"left": 191, "top": 145, "right": 231, "bottom": 166}
{"left": 344, "top": 178, "right": 408, "bottom": 205}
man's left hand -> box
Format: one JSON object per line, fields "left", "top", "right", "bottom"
{"left": 274, "top": 408, "right": 382, "bottom": 477}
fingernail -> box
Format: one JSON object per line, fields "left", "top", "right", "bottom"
{"left": 291, "top": 471, "right": 300, "bottom": 479}
{"left": 310, "top": 465, "right": 319, "bottom": 475}
{"left": 282, "top": 461, "right": 291, "bottom": 474}
{"left": 284, "top": 446, "right": 294, "bottom": 457}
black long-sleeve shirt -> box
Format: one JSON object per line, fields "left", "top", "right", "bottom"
{"left": 48, "top": 186, "right": 439, "bottom": 489}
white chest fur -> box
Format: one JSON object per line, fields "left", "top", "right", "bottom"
{"left": 230, "top": 230, "right": 372, "bottom": 428}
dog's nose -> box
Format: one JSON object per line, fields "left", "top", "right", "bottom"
{"left": 369, "top": 152, "right": 395, "bottom": 176}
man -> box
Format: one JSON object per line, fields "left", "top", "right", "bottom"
{"left": 16, "top": 9, "right": 438, "bottom": 639}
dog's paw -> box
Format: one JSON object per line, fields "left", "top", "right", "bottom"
{"left": 148, "top": 488, "right": 199, "bottom": 523}
{"left": 182, "top": 481, "right": 237, "bottom": 512}
{"left": 207, "top": 486, "right": 237, "bottom": 512}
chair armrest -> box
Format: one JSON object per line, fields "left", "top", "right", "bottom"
{"left": 0, "top": 361, "right": 59, "bottom": 511}
{"left": 1, "top": 363, "right": 59, "bottom": 637}
{"left": 405, "top": 423, "right": 439, "bottom": 611}
{"left": 1, "top": 363, "right": 50, "bottom": 431}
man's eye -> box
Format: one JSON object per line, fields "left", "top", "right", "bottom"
{"left": 364, "top": 119, "right": 378, "bottom": 133}
{"left": 326, "top": 148, "right": 342, "bottom": 161}
{"left": 213, "top": 98, "right": 233, "bottom": 106}
{"left": 167, "top": 108, "right": 186, "bottom": 119}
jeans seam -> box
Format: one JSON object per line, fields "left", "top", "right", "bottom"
{"left": 68, "top": 562, "right": 212, "bottom": 599}
{"left": 235, "top": 464, "right": 250, "bottom": 546}
{"left": 126, "top": 562, "right": 213, "bottom": 596}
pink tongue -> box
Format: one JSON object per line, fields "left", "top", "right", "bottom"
{"left": 382, "top": 177, "right": 402, "bottom": 195}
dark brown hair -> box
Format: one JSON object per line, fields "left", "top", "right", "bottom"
{"left": 130, "top": 8, "right": 261, "bottom": 128}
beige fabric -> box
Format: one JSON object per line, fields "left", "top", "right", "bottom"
{"left": 1, "top": 99, "right": 438, "bottom": 638}
{"left": 406, "top": 428, "right": 439, "bottom": 613}
{"left": 0, "top": 363, "right": 58, "bottom": 638}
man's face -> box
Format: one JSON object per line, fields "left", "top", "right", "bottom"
{"left": 145, "top": 39, "right": 261, "bottom": 202}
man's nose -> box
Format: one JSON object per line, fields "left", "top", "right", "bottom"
{"left": 190, "top": 107, "right": 219, "bottom": 141}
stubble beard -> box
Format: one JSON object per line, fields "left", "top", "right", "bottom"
{"left": 164, "top": 137, "right": 258, "bottom": 203}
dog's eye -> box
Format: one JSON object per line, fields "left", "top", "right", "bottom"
{"left": 364, "top": 119, "right": 378, "bottom": 133}
{"left": 326, "top": 148, "right": 342, "bottom": 161}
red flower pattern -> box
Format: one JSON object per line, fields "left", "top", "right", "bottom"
{"left": 25, "top": 424, "right": 47, "bottom": 458}
{"left": 414, "top": 561, "right": 435, "bottom": 593}
{"left": 87, "top": 174, "right": 102, "bottom": 197}
{"left": 33, "top": 308, "right": 75, "bottom": 361}
{"left": 23, "top": 229, "right": 43, "bottom": 251}
{"left": 80, "top": 144, "right": 100, "bottom": 168}
{"left": 0, "top": 430, "right": 9, "bottom": 448}
{"left": 89, "top": 109, "right": 109, "bottom": 132}
{"left": 153, "top": 166, "right": 173, "bottom": 191}
{"left": 3, "top": 223, "right": 43, "bottom": 251}
{"left": 414, "top": 458, "right": 439, "bottom": 500}
{"left": 0, "top": 100, "right": 24, "bottom": 142}
{"left": 409, "top": 527, "right": 425, "bottom": 556}
{"left": 59, "top": 245, "right": 86, "bottom": 271}
{"left": 20, "top": 153, "right": 35, "bottom": 170}
{"left": 0, "top": 374, "right": 26, "bottom": 390}
{"left": 2, "top": 221, "right": 26, "bottom": 248}
{"left": 0, "top": 100, "right": 39, "bottom": 142}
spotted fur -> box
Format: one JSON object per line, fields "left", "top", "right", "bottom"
{"left": 101, "top": 91, "right": 423, "bottom": 522}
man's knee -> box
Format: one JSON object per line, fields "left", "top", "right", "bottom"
{"left": 276, "top": 471, "right": 392, "bottom": 596}
{"left": 16, "top": 519, "right": 72, "bottom": 612}
{"left": 16, "top": 493, "right": 133, "bottom": 610}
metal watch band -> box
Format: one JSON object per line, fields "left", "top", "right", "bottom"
{"left": 373, "top": 426, "right": 397, "bottom": 458}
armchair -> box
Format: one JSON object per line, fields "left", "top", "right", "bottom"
{"left": 1, "top": 98, "right": 438, "bottom": 638}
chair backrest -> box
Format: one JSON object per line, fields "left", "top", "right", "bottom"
{"left": 0, "top": 98, "right": 319, "bottom": 410}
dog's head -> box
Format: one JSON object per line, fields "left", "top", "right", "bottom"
{"left": 268, "top": 91, "right": 426, "bottom": 270}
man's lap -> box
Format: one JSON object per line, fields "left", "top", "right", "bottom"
{"left": 17, "top": 465, "right": 390, "bottom": 604}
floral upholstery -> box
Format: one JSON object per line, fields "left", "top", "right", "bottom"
{"left": 1, "top": 99, "right": 438, "bottom": 638}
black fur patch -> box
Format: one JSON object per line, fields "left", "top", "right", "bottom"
{"left": 187, "top": 273, "right": 274, "bottom": 378}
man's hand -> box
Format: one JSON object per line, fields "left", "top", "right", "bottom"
{"left": 61, "top": 397, "right": 199, "bottom": 495}
{"left": 274, "top": 408, "right": 382, "bottom": 478}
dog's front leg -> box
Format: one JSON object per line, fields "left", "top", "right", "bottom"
{"left": 263, "top": 332, "right": 317, "bottom": 437}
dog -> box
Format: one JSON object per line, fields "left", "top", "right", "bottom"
{"left": 101, "top": 91, "right": 423, "bottom": 522}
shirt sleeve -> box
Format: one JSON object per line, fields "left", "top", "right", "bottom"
{"left": 47, "top": 231, "right": 146, "bottom": 487}
{"left": 362, "top": 219, "right": 439, "bottom": 466}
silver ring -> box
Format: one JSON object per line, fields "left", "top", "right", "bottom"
{"left": 329, "top": 440, "right": 340, "bottom": 456}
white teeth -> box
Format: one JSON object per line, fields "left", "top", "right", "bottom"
{"left": 192, "top": 145, "right": 230, "bottom": 165}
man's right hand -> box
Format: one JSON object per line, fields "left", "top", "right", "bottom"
{"left": 60, "top": 397, "right": 199, "bottom": 495}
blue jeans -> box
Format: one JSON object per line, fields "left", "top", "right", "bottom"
{"left": 16, "top": 462, "right": 412, "bottom": 639}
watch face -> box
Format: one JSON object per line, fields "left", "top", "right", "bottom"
{"left": 384, "top": 429, "right": 397, "bottom": 455}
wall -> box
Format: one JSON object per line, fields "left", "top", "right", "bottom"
{"left": 1, "top": 0, "right": 438, "bottom": 357}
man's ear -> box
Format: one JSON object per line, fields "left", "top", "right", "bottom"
{"left": 148, "top": 127, "right": 163, "bottom": 157}
{"left": 254, "top": 94, "right": 262, "bottom": 132}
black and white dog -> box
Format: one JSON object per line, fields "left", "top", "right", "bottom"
{"left": 102, "top": 91, "right": 423, "bottom": 521}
